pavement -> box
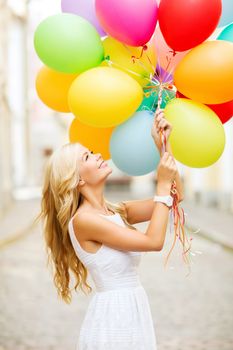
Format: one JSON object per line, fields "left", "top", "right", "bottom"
{"left": 181, "top": 199, "right": 233, "bottom": 252}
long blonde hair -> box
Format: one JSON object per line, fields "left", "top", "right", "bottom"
{"left": 34, "top": 142, "right": 136, "bottom": 304}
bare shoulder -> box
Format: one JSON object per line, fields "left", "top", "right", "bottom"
{"left": 72, "top": 209, "right": 160, "bottom": 253}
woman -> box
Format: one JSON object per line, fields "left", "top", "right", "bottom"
{"left": 37, "top": 110, "right": 184, "bottom": 349}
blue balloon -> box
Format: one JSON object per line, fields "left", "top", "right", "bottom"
{"left": 218, "top": 0, "right": 233, "bottom": 27}
{"left": 110, "top": 111, "right": 160, "bottom": 176}
{"left": 217, "top": 23, "right": 233, "bottom": 42}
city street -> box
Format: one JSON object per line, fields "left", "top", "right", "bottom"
{"left": 0, "top": 193, "right": 233, "bottom": 350}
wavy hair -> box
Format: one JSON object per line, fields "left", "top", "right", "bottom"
{"left": 34, "top": 142, "right": 136, "bottom": 304}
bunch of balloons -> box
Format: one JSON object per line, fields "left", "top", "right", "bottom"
{"left": 34, "top": 0, "right": 233, "bottom": 174}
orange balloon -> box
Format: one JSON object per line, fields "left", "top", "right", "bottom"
{"left": 69, "top": 117, "right": 114, "bottom": 160}
{"left": 154, "top": 26, "right": 189, "bottom": 72}
{"left": 36, "top": 66, "right": 78, "bottom": 112}
{"left": 174, "top": 40, "right": 233, "bottom": 104}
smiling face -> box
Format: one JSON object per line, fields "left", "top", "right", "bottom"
{"left": 78, "top": 145, "right": 112, "bottom": 186}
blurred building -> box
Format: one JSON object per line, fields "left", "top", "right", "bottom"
{"left": 0, "top": 0, "right": 233, "bottom": 218}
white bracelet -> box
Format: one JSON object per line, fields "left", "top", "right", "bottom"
{"left": 153, "top": 195, "right": 173, "bottom": 208}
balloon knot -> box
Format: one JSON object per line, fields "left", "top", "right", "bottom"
{"left": 168, "top": 49, "right": 178, "bottom": 57}
{"left": 131, "top": 55, "right": 136, "bottom": 64}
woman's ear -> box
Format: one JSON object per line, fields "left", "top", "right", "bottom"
{"left": 78, "top": 179, "right": 85, "bottom": 186}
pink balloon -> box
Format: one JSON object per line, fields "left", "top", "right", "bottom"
{"left": 61, "top": 0, "right": 105, "bottom": 36}
{"left": 95, "top": 0, "right": 158, "bottom": 47}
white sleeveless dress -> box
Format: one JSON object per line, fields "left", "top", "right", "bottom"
{"left": 68, "top": 211, "right": 157, "bottom": 350}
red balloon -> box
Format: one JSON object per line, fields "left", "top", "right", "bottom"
{"left": 176, "top": 91, "right": 233, "bottom": 124}
{"left": 158, "top": 0, "right": 222, "bottom": 52}
{"left": 208, "top": 101, "right": 233, "bottom": 124}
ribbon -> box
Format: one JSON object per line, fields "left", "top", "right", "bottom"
{"left": 155, "top": 85, "right": 193, "bottom": 275}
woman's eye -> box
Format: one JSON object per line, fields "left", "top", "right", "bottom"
{"left": 86, "top": 151, "right": 94, "bottom": 160}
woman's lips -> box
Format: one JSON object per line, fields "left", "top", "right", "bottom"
{"left": 99, "top": 161, "right": 107, "bottom": 168}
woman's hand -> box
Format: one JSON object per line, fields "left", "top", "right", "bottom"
{"left": 151, "top": 109, "right": 173, "bottom": 154}
{"left": 156, "top": 152, "right": 178, "bottom": 193}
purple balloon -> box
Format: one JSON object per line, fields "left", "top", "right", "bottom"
{"left": 61, "top": 0, "right": 106, "bottom": 36}
{"left": 156, "top": 64, "right": 173, "bottom": 84}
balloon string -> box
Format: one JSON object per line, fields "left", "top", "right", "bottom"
{"left": 131, "top": 44, "right": 148, "bottom": 63}
{"left": 155, "top": 85, "right": 193, "bottom": 274}
{"left": 120, "top": 43, "right": 155, "bottom": 77}
{"left": 131, "top": 44, "right": 157, "bottom": 74}
{"left": 164, "top": 50, "right": 178, "bottom": 77}
{"left": 122, "top": 42, "right": 158, "bottom": 80}
{"left": 155, "top": 39, "right": 178, "bottom": 86}
{"left": 104, "top": 55, "right": 153, "bottom": 84}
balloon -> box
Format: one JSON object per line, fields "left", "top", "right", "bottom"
{"left": 164, "top": 98, "right": 225, "bottom": 168}
{"left": 69, "top": 117, "right": 114, "bottom": 160}
{"left": 154, "top": 25, "right": 189, "bottom": 70}
{"left": 68, "top": 67, "right": 143, "bottom": 128}
{"left": 177, "top": 91, "right": 233, "bottom": 124}
{"left": 102, "top": 36, "right": 157, "bottom": 87}
{"left": 218, "top": 0, "right": 233, "bottom": 27}
{"left": 208, "top": 100, "right": 233, "bottom": 124}
{"left": 95, "top": 0, "right": 158, "bottom": 46}
{"left": 218, "top": 23, "right": 233, "bottom": 42}
{"left": 174, "top": 41, "right": 233, "bottom": 104}
{"left": 35, "top": 66, "right": 77, "bottom": 112}
{"left": 61, "top": 0, "right": 105, "bottom": 36}
{"left": 110, "top": 111, "right": 160, "bottom": 176}
{"left": 34, "top": 14, "right": 104, "bottom": 74}
{"left": 138, "top": 82, "right": 176, "bottom": 112}
{"left": 158, "top": 0, "right": 222, "bottom": 51}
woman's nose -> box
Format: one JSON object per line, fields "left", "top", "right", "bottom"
{"left": 96, "top": 153, "right": 101, "bottom": 160}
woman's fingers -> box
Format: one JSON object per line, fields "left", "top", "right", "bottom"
{"left": 155, "top": 111, "right": 164, "bottom": 120}
{"left": 162, "top": 152, "right": 176, "bottom": 167}
{"left": 157, "top": 119, "right": 169, "bottom": 130}
{"left": 158, "top": 119, "right": 167, "bottom": 129}
{"left": 165, "top": 155, "right": 174, "bottom": 167}
{"left": 155, "top": 117, "right": 163, "bottom": 129}
{"left": 155, "top": 109, "right": 163, "bottom": 118}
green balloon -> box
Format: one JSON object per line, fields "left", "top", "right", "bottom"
{"left": 217, "top": 23, "right": 233, "bottom": 43}
{"left": 137, "top": 82, "right": 176, "bottom": 112}
{"left": 34, "top": 14, "right": 104, "bottom": 74}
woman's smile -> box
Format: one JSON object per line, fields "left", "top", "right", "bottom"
{"left": 99, "top": 161, "right": 108, "bottom": 168}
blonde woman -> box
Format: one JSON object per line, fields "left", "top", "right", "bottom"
{"left": 37, "top": 110, "right": 184, "bottom": 349}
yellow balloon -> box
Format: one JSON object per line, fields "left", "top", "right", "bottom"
{"left": 174, "top": 41, "right": 233, "bottom": 104}
{"left": 36, "top": 66, "right": 78, "bottom": 112}
{"left": 69, "top": 117, "right": 114, "bottom": 160}
{"left": 68, "top": 67, "right": 143, "bottom": 128}
{"left": 164, "top": 98, "right": 225, "bottom": 168}
{"left": 102, "top": 36, "right": 157, "bottom": 87}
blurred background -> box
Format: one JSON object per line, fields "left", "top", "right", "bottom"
{"left": 0, "top": 0, "right": 233, "bottom": 349}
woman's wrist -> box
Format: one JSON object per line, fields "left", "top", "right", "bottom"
{"left": 156, "top": 182, "right": 172, "bottom": 196}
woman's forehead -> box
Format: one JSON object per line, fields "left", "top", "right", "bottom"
{"left": 80, "top": 145, "right": 88, "bottom": 153}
